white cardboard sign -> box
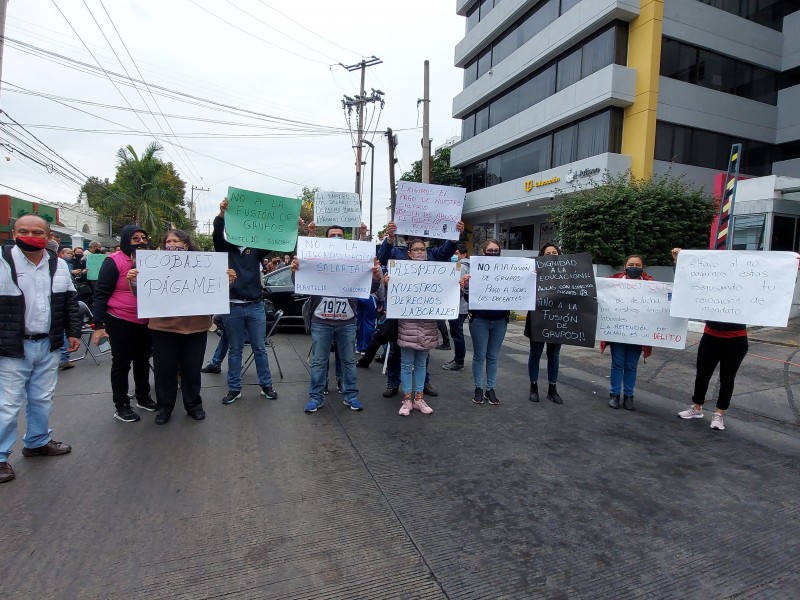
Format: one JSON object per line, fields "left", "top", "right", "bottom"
{"left": 596, "top": 278, "right": 688, "bottom": 349}
{"left": 386, "top": 259, "right": 460, "bottom": 319}
{"left": 394, "top": 180, "right": 465, "bottom": 241}
{"left": 670, "top": 250, "right": 797, "bottom": 327}
{"left": 294, "top": 236, "right": 375, "bottom": 299}
{"left": 314, "top": 191, "right": 361, "bottom": 228}
{"left": 468, "top": 257, "right": 537, "bottom": 310}
{"left": 135, "top": 250, "right": 230, "bottom": 318}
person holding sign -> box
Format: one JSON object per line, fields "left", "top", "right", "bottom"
{"left": 601, "top": 256, "right": 653, "bottom": 411}
{"left": 672, "top": 248, "right": 748, "bottom": 432}
{"left": 388, "top": 239, "right": 439, "bottom": 417}
{"left": 524, "top": 243, "right": 564, "bottom": 404}
{"left": 461, "top": 240, "right": 509, "bottom": 405}
{"left": 213, "top": 198, "right": 278, "bottom": 405}
{"left": 292, "top": 224, "right": 383, "bottom": 414}
{"left": 127, "top": 230, "right": 237, "bottom": 424}
{"left": 91, "top": 225, "right": 157, "bottom": 422}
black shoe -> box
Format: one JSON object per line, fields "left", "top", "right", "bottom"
{"left": 0, "top": 461, "right": 15, "bottom": 483}
{"left": 472, "top": 388, "right": 484, "bottom": 404}
{"left": 382, "top": 386, "right": 399, "bottom": 398}
{"left": 529, "top": 382, "right": 539, "bottom": 402}
{"left": 114, "top": 405, "right": 141, "bottom": 422}
{"left": 623, "top": 395, "right": 635, "bottom": 411}
{"left": 485, "top": 389, "right": 500, "bottom": 405}
{"left": 356, "top": 358, "right": 370, "bottom": 368}
{"left": 136, "top": 397, "right": 157, "bottom": 412}
{"left": 436, "top": 343, "right": 451, "bottom": 351}
{"left": 200, "top": 364, "right": 222, "bottom": 374}
{"left": 608, "top": 394, "right": 621, "bottom": 409}
{"left": 442, "top": 360, "right": 464, "bottom": 371}
{"left": 336, "top": 379, "right": 343, "bottom": 394}
{"left": 222, "top": 390, "right": 242, "bottom": 405}
{"left": 188, "top": 408, "right": 206, "bottom": 420}
{"left": 547, "top": 384, "right": 563, "bottom": 405}
{"left": 423, "top": 383, "right": 438, "bottom": 397}
{"left": 155, "top": 412, "right": 171, "bottom": 425}
{"left": 260, "top": 386, "right": 278, "bottom": 400}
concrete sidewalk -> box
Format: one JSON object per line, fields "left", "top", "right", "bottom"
{"left": 3, "top": 329, "right": 799, "bottom": 599}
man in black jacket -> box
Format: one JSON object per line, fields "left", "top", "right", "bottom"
{"left": 213, "top": 198, "right": 277, "bottom": 404}
{"left": 0, "top": 215, "right": 82, "bottom": 484}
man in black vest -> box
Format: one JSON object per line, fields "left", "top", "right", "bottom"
{"left": 0, "top": 215, "right": 81, "bottom": 484}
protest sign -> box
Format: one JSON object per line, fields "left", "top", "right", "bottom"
{"left": 670, "top": 250, "right": 798, "bottom": 326}
{"left": 134, "top": 250, "right": 230, "bottom": 318}
{"left": 394, "top": 180, "right": 465, "bottom": 241}
{"left": 85, "top": 253, "right": 105, "bottom": 280}
{"left": 529, "top": 252, "right": 597, "bottom": 347}
{"left": 596, "top": 279, "right": 688, "bottom": 349}
{"left": 314, "top": 191, "right": 361, "bottom": 228}
{"left": 386, "top": 259, "right": 460, "bottom": 319}
{"left": 468, "top": 257, "right": 537, "bottom": 310}
{"left": 224, "top": 186, "right": 301, "bottom": 251}
{"left": 294, "top": 236, "right": 375, "bottom": 299}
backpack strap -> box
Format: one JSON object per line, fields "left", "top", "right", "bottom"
{"left": 2, "top": 245, "right": 19, "bottom": 286}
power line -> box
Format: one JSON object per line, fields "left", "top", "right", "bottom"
{"left": 0, "top": 182, "right": 52, "bottom": 203}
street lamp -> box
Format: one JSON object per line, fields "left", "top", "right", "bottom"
{"left": 361, "top": 139, "right": 375, "bottom": 242}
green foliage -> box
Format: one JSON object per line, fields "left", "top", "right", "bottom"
{"left": 82, "top": 142, "right": 189, "bottom": 238}
{"left": 548, "top": 172, "right": 716, "bottom": 267}
{"left": 399, "top": 146, "right": 462, "bottom": 187}
{"left": 194, "top": 233, "right": 214, "bottom": 251}
{"left": 297, "top": 186, "right": 317, "bottom": 237}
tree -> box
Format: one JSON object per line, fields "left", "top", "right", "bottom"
{"left": 194, "top": 232, "right": 214, "bottom": 251}
{"left": 297, "top": 186, "right": 317, "bottom": 237}
{"left": 399, "top": 146, "right": 462, "bottom": 187}
{"left": 82, "top": 142, "right": 189, "bottom": 237}
{"left": 548, "top": 171, "right": 716, "bottom": 266}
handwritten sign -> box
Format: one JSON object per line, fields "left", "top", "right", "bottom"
{"left": 135, "top": 250, "right": 230, "bottom": 318}
{"left": 529, "top": 252, "right": 597, "bottom": 347}
{"left": 85, "top": 253, "right": 106, "bottom": 280}
{"left": 386, "top": 260, "right": 460, "bottom": 319}
{"left": 468, "top": 257, "right": 537, "bottom": 310}
{"left": 294, "top": 236, "right": 374, "bottom": 299}
{"left": 224, "top": 186, "right": 301, "bottom": 251}
{"left": 596, "top": 279, "right": 687, "bottom": 349}
{"left": 394, "top": 181, "right": 465, "bottom": 241}
{"left": 314, "top": 191, "right": 361, "bottom": 228}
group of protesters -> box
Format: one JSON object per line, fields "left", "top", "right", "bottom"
{"left": 0, "top": 204, "right": 757, "bottom": 484}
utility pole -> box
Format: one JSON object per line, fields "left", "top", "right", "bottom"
{"left": 189, "top": 185, "right": 208, "bottom": 230}
{"left": 0, "top": 0, "right": 9, "bottom": 106}
{"left": 386, "top": 127, "right": 398, "bottom": 219}
{"left": 420, "top": 60, "right": 431, "bottom": 184}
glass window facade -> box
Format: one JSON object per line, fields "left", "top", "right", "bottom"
{"left": 696, "top": 0, "right": 800, "bottom": 31}
{"left": 465, "top": 0, "right": 502, "bottom": 33}
{"left": 660, "top": 38, "right": 779, "bottom": 105}
{"left": 731, "top": 214, "right": 766, "bottom": 250}
{"left": 462, "top": 108, "right": 623, "bottom": 192}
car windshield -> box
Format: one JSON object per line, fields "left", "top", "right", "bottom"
{"left": 266, "top": 267, "right": 293, "bottom": 287}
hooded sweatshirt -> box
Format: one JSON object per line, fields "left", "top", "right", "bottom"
{"left": 92, "top": 224, "right": 148, "bottom": 327}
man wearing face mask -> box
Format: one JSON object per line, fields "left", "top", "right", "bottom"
{"left": 0, "top": 215, "right": 82, "bottom": 484}
{"left": 91, "top": 225, "right": 157, "bottom": 422}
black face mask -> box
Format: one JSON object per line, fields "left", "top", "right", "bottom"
{"left": 625, "top": 266, "right": 643, "bottom": 279}
{"left": 131, "top": 243, "right": 149, "bottom": 252}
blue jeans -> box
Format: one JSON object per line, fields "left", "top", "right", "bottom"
{"left": 310, "top": 323, "right": 357, "bottom": 404}
{"left": 448, "top": 313, "right": 467, "bottom": 364}
{"left": 222, "top": 302, "right": 272, "bottom": 391}
{"left": 209, "top": 328, "right": 229, "bottom": 368}
{"left": 60, "top": 334, "right": 70, "bottom": 363}
{"left": 469, "top": 317, "right": 508, "bottom": 390}
{"left": 528, "top": 341, "right": 561, "bottom": 385}
{"left": 356, "top": 297, "right": 377, "bottom": 352}
{"left": 609, "top": 343, "right": 643, "bottom": 396}
{"left": 388, "top": 343, "right": 430, "bottom": 388}
{"left": 0, "top": 339, "right": 59, "bottom": 461}
{"left": 400, "top": 346, "right": 429, "bottom": 394}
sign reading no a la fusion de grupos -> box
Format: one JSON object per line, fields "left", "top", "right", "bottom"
{"left": 386, "top": 259, "right": 460, "bottom": 320}
{"left": 313, "top": 190, "right": 361, "bottom": 228}
{"left": 294, "top": 236, "right": 375, "bottom": 299}
{"left": 670, "top": 250, "right": 798, "bottom": 327}
{"left": 468, "top": 257, "right": 537, "bottom": 311}
{"left": 596, "top": 278, "right": 688, "bottom": 349}
{"left": 135, "top": 250, "right": 230, "bottom": 318}
{"left": 224, "top": 186, "right": 301, "bottom": 252}
{"left": 394, "top": 181, "right": 465, "bottom": 241}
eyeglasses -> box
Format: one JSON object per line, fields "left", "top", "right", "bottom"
{"left": 409, "top": 247, "right": 427, "bottom": 253}
{"left": 131, "top": 235, "right": 148, "bottom": 242}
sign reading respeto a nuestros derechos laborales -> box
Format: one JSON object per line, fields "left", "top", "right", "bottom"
{"left": 135, "top": 250, "right": 230, "bottom": 318}
{"left": 224, "top": 186, "right": 301, "bottom": 251}
{"left": 394, "top": 181, "right": 465, "bottom": 241}
{"left": 313, "top": 191, "right": 361, "bottom": 228}
{"left": 670, "top": 250, "right": 797, "bottom": 327}
{"left": 294, "top": 236, "right": 375, "bottom": 300}
{"left": 596, "top": 278, "right": 688, "bottom": 349}
{"left": 385, "top": 259, "right": 460, "bottom": 319}
{"left": 468, "top": 257, "right": 537, "bottom": 311}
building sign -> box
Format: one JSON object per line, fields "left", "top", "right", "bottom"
{"left": 565, "top": 167, "right": 601, "bottom": 184}
{"left": 524, "top": 177, "right": 561, "bottom": 192}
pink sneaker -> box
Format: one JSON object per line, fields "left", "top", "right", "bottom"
{"left": 412, "top": 393, "right": 433, "bottom": 415}
{"left": 399, "top": 395, "right": 413, "bottom": 417}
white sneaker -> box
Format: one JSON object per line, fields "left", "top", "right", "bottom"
{"left": 710, "top": 413, "right": 725, "bottom": 431}
{"left": 677, "top": 406, "right": 704, "bottom": 419}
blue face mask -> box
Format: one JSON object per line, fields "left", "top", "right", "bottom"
{"left": 329, "top": 235, "right": 344, "bottom": 239}
{"left": 450, "top": 255, "right": 458, "bottom": 263}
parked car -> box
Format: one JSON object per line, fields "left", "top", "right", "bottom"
{"left": 263, "top": 266, "right": 308, "bottom": 329}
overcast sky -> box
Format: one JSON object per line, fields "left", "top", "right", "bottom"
{"left": 0, "top": 0, "right": 465, "bottom": 235}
